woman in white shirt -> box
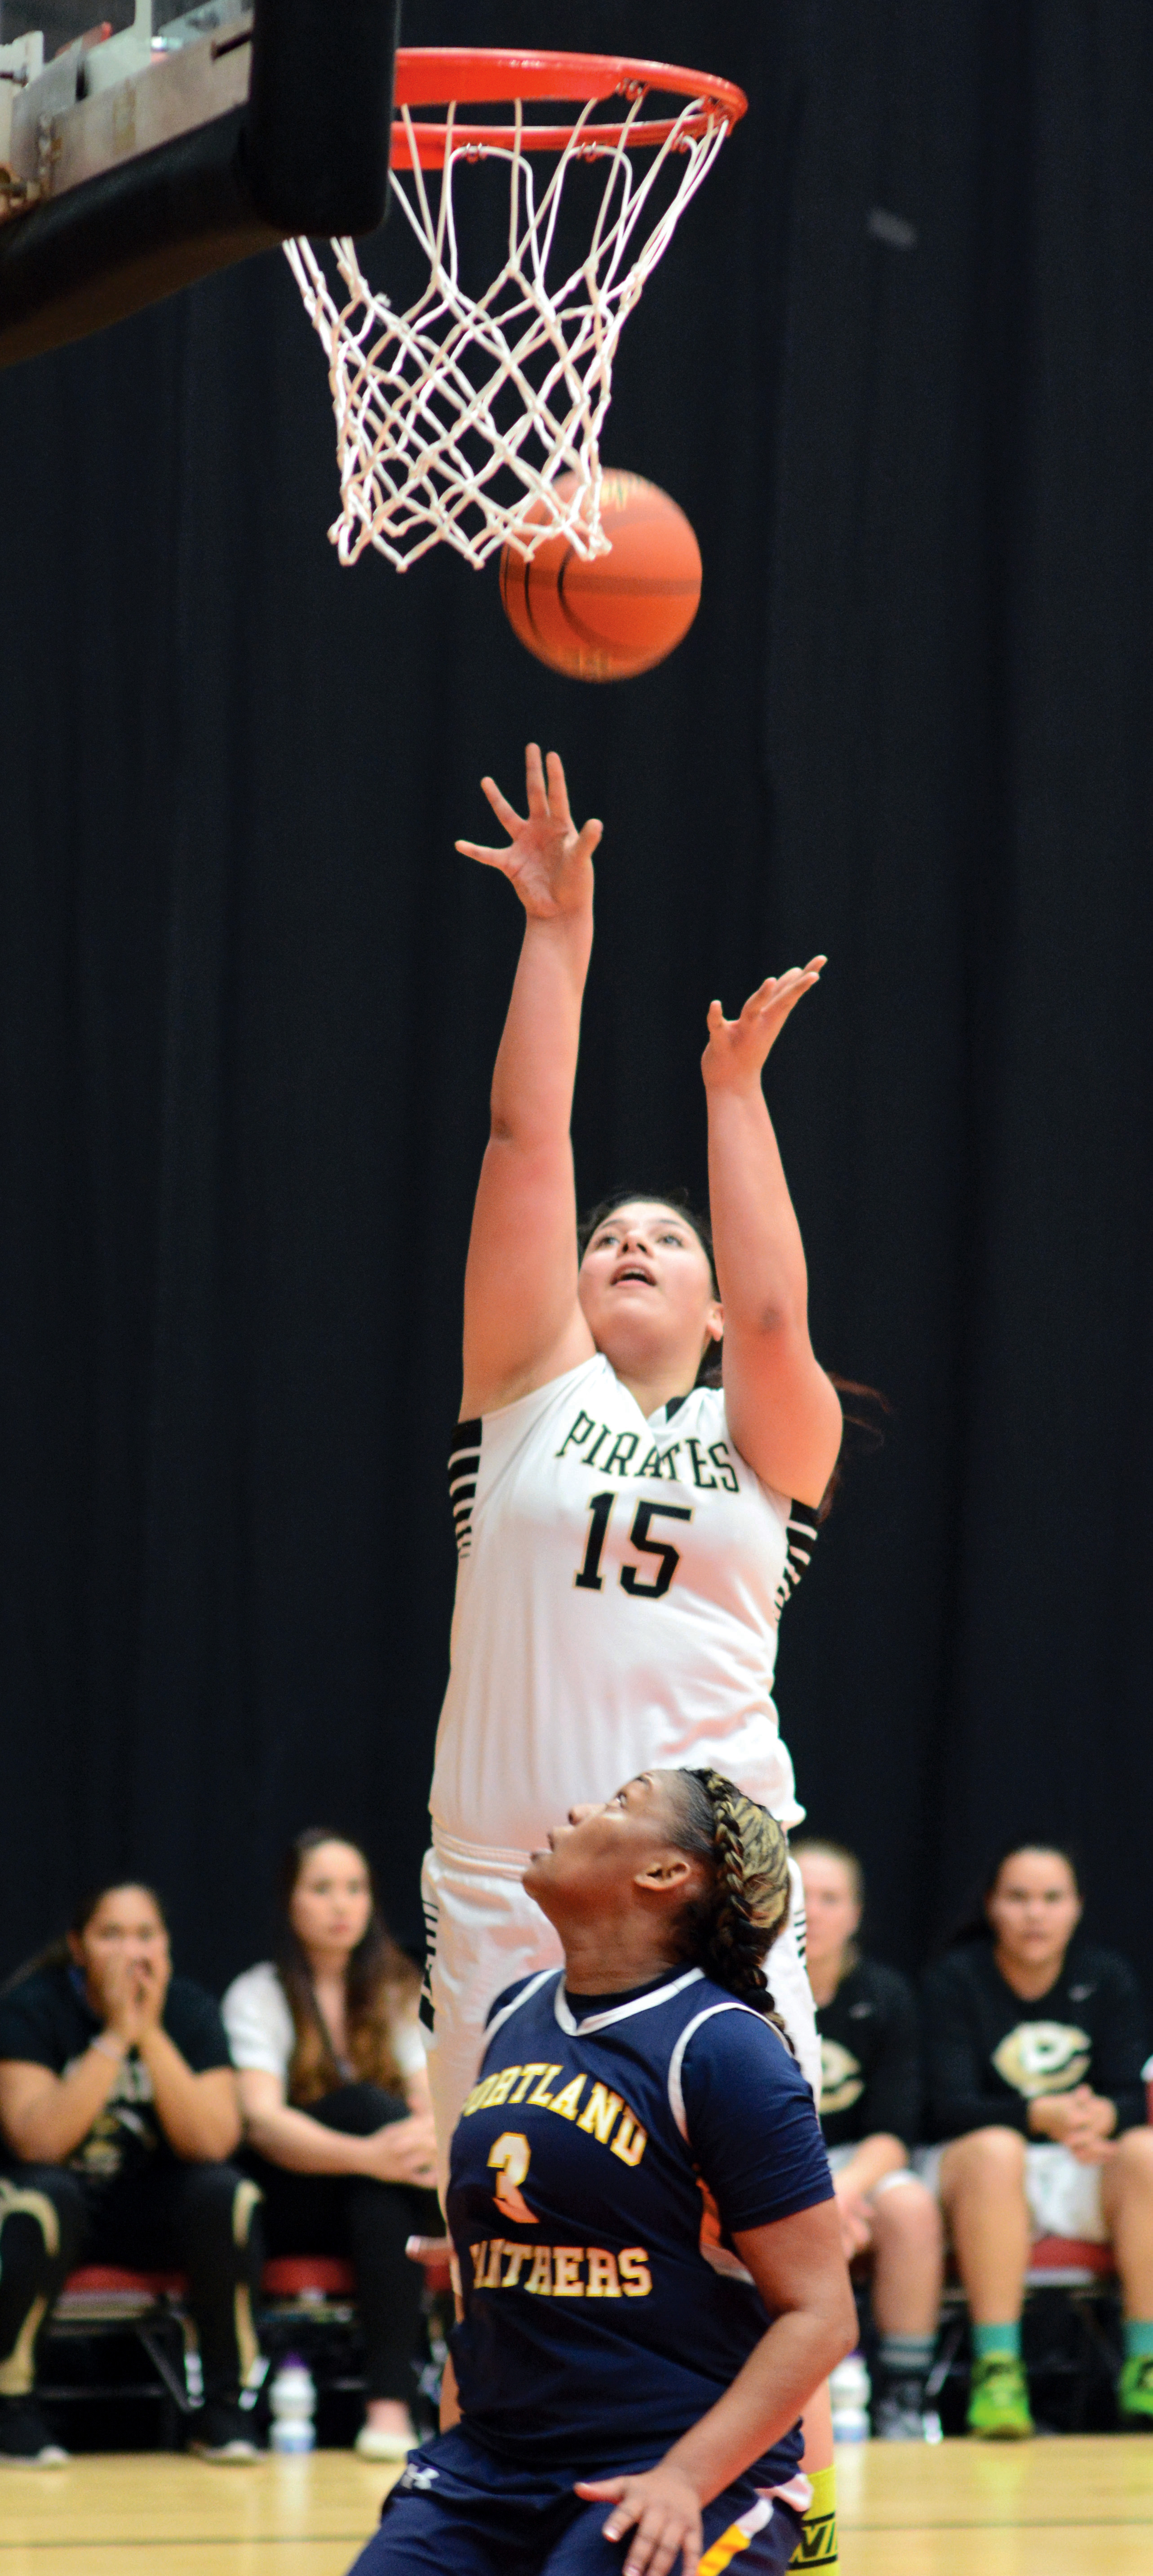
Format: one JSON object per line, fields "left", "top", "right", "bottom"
{"left": 222, "top": 1831, "right": 438, "bottom": 2461}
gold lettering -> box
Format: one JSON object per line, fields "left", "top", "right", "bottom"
{"left": 501, "top": 2245, "right": 531, "bottom": 2288}
{"left": 585, "top": 2247, "right": 622, "bottom": 2299}
{"left": 618, "top": 2248, "right": 652, "bottom": 2297}
{"left": 576, "top": 2083, "right": 623, "bottom": 2143}
{"left": 486, "top": 2066, "right": 521, "bottom": 2106}
{"left": 524, "top": 2245, "right": 554, "bottom": 2296}
{"left": 610, "top": 2112, "right": 648, "bottom": 2167}
{"left": 552, "top": 2247, "right": 585, "bottom": 2297}
{"left": 528, "top": 2066, "right": 563, "bottom": 2108}
{"left": 549, "top": 2075, "right": 586, "bottom": 2122}
{"left": 509, "top": 2063, "right": 547, "bottom": 2105}
{"left": 477, "top": 2239, "right": 505, "bottom": 2288}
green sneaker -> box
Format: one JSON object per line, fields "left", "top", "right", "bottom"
{"left": 1119, "top": 2355, "right": 1153, "bottom": 2428}
{"left": 967, "top": 2354, "right": 1033, "bottom": 2439}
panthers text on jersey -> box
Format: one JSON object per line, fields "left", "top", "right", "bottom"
{"left": 446, "top": 1961, "right": 833, "bottom": 2482}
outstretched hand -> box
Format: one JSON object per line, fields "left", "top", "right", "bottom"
{"left": 701, "top": 961, "right": 826, "bottom": 1092}
{"left": 574, "top": 2463, "right": 704, "bottom": 2576}
{"left": 456, "top": 743, "right": 602, "bottom": 920}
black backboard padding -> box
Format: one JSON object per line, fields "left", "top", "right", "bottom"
{"left": 248, "top": 0, "right": 400, "bottom": 236}
{"left": 0, "top": 110, "right": 282, "bottom": 369}
{"left": 0, "top": 0, "right": 399, "bottom": 367}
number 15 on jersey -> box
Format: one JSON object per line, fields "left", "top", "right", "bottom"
{"left": 574, "top": 1494, "right": 692, "bottom": 1599}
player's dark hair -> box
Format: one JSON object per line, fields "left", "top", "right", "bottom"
{"left": 275, "top": 1827, "right": 419, "bottom": 2105}
{"left": 0, "top": 1882, "right": 169, "bottom": 1995}
{"left": 578, "top": 1191, "right": 722, "bottom": 1384}
{"left": 662, "top": 1769, "right": 792, "bottom": 2028}
{"left": 577, "top": 1191, "right": 889, "bottom": 1510}
{"left": 946, "top": 1840, "right": 1084, "bottom": 1946}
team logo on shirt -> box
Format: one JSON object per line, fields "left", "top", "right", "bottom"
{"left": 61, "top": 2051, "right": 156, "bottom": 2177}
{"left": 818, "top": 2038, "right": 864, "bottom": 2118}
{"left": 461, "top": 2064, "right": 648, "bottom": 2169}
{"left": 555, "top": 1410, "right": 741, "bottom": 1491}
{"left": 992, "top": 2021, "right": 1092, "bottom": 2098}
{"left": 469, "top": 2239, "right": 653, "bottom": 2298}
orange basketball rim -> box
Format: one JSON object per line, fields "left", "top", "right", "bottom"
{"left": 285, "top": 50, "right": 748, "bottom": 573}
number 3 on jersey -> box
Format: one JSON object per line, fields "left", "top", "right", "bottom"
{"left": 488, "top": 2131, "right": 534, "bottom": 2223}
{"left": 574, "top": 1493, "right": 692, "bottom": 1599}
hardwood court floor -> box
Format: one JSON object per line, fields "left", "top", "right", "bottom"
{"left": 0, "top": 2439, "right": 1151, "bottom": 2576}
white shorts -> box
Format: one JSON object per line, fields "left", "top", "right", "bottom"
{"left": 826, "top": 2142, "right": 922, "bottom": 2201}
{"left": 422, "top": 1831, "right": 820, "bottom": 2196}
{"left": 916, "top": 2139, "right": 1108, "bottom": 2243}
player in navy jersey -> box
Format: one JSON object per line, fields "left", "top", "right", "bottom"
{"left": 349, "top": 1769, "right": 853, "bottom": 2576}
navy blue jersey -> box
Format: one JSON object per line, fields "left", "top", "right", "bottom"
{"left": 446, "top": 1964, "right": 833, "bottom": 2482}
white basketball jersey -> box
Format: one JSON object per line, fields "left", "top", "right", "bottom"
{"left": 430, "top": 1353, "right": 818, "bottom": 1855}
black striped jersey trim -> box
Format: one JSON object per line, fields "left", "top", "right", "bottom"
{"left": 448, "top": 1418, "right": 482, "bottom": 1560}
{"left": 775, "top": 1502, "right": 820, "bottom": 1610}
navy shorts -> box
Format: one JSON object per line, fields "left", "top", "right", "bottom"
{"left": 347, "top": 2427, "right": 805, "bottom": 2576}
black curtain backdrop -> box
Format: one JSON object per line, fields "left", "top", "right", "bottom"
{"left": 2, "top": 2, "right": 1151, "bottom": 2006}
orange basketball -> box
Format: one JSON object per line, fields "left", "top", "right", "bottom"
{"left": 499, "top": 470, "right": 702, "bottom": 682}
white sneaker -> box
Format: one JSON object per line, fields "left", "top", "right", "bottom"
{"left": 355, "top": 2421, "right": 417, "bottom": 2462}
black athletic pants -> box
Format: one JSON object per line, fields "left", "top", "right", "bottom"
{"left": 0, "top": 2160, "right": 263, "bottom": 2405}
{"left": 243, "top": 2084, "right": 440, "bottom": 2403}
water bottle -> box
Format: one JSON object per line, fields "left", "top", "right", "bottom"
{"left": 269, "top": 2356, "right": 316, "bottom": 2454}
{"left": 829, "top": 2352, "right": 871, "bottom": 2443}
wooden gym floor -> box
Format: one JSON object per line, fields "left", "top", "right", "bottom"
{"left": 1, "top": 2440, "right": 1152, "bottom": 2576}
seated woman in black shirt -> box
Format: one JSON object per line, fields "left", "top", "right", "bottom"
{"left": 921, "top": 1842, "right": 1153, "bottom": 2439}
{"left": 795, "top": 1841, "right": 942, "bottom": 2440}
{"left": 223, "top": 1831, "right": 439, "bottom": 2461}
{"left": 0, "top": 1882, "right": 263, "bottom": 2466}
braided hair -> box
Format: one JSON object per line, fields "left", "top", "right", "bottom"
{"left": 664, "top": 1768, "right": 792, "bottom": 2027}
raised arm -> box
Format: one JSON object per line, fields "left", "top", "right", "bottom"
{"left": 458, "top": 744, "right": 601, "bottom": 1419}
{"left": 702, "top": 968, "right": 843, "bottom": 1506}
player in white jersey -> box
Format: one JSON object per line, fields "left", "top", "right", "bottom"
{"left": 422, "top": 742, "right": 844, "bottom": 2165}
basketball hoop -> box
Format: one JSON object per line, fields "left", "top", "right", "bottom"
{"left": 285, "top": 48, "right": 747, "bottom": 572}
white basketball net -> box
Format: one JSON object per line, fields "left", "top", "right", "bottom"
{"left": 284, "top": 86, "right": 735, "bottom": 572}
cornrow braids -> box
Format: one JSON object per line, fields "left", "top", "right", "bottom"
{"left": 664, "top": 1768, "right": 792, "bottom": 2027}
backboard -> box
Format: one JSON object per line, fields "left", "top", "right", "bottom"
{"left": 0, "top": 0, "right": 399, "bottom": 367}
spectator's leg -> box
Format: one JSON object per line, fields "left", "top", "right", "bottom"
{"left": 0, "top": 2168, "right": 86, "bottom": 2462}
{"left": 306, "top": 2083, "right": 410, "bottom": 2138}
{"left": 300, "top": 2086, "right": 436, "bottom": 2452}
{"left": 938, "top": 2128, "right": 1032, "bottom": 2438}
{"left": 868, "top": 2174, "right": 944, "bottom": 2437}
{"left": 1101, "top": 2128, "right": 1153, "bottom": 2427}
{"left": 244, "top": 2150, "right": 346, "bottom": 2264}
{"left": 164, "top": 2164, "right": 266, "bottom": 2444}
{"left": 344, "top": 2178, "right": 438, "bottom": 2451}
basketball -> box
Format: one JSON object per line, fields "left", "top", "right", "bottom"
{"left": 499, "top": 471, "right": 702, "bottom": 682}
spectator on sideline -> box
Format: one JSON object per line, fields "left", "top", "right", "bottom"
{"left": 0, "top": 1882, "right": 262, "bottom": 2467}
{"left": 921, "top": 1842, "right": 1153, "bottom": 2439}
{"left": 795, "top": 1840, "right": 943, "bottom": 2439}
{"left": 222, "top": 1830, "right": 439, "bottom": 2462}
